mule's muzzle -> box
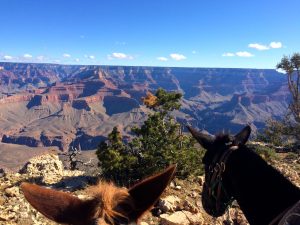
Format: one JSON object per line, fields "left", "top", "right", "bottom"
{"left": 201, "top": 182, "right": 228, "bottom": 217}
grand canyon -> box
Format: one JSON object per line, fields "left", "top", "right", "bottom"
{"left": 0, "top": 62, "right": 289, "bottom": 151}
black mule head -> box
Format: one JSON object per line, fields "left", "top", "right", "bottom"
{"left": 187, "top": 125, "right": 251, "bottom": 217}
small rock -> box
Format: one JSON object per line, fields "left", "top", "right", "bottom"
{"left": 160, "top": 212, "right": 189, "bottom": 225}
{"left": 140, "top": 222, "right": 149, "bottom": 225}
{"left": 183, "top": 199, "right": 199, "bottom": 213}
{"left": 188, "top": 191, "right": 198, "bottom": 198}
{"left": 175, "top": 185, "right": 182, "bottom": 190}
{"left": 160, "top": 211, "right": 204, "bottom": 225}
{"left": 170, "top": 181, "right": 175, "bottom": 188}
{"left": 0, "top": 168, "right": 5, "bottom": 178}
{"left": 184, "top": 211, "right": 204, "bottom": 224}
{"left": 5, "top": 186, "right": 19, "bottom": 197}
{"left": 0, "top": 196, "right": 5, "bottom": 205}
{"left": 0, "top": 212, "right": 10, "bottom": 221}
{"left": 159, "top": 195, "right": 181, "bottom": 212}
{"left": 14, "top": 173, "right": 21, "bottom": 177}
{"left": 197, "top": 176, "right": 204, "bottom": 186}
{"left": 151, "top": 207, "right": 163, "bottom": 216}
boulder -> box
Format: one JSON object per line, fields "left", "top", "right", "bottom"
{"left": 20, "top": 153, "right": 64, "bottom": 184}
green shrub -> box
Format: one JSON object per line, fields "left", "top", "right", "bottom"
{"left": 97, "top": 88, "right": 205, "bottom": 186}
{"left": 258, "top": 117, "right": 300, "bottom": 146}
{"left": 249, "top": 145, "right": 277, "bottom": 162}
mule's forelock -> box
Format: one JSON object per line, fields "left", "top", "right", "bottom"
{"left": 87, "top": 182, "right": 134, "bottom": 224}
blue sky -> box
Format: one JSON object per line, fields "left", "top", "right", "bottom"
{"left": 0, "top": 0, "right": 299, "bottom": 68}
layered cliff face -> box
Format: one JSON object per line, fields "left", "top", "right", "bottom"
{"left": 0, "top": 62, "right": 289, "bottom": 150}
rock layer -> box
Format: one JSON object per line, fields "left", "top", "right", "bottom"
{"left": 0, "top": 63, "right": 290, "bottom": 151}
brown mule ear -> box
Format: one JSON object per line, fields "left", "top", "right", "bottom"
{"left": 234, "top": 125, "right": 251, "bottom": 146}
{"left": 187, "top": 126, "right": 214, "bottom": 150}
{"left": 21, "top": 182, "right": 98, "bottom": 224}
{"left": 128, "top": 165, "right": 177, "bottom": 220}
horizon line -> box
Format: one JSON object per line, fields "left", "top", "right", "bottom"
{"left": 0, "top": 61, "right": 278, "bottom": 70}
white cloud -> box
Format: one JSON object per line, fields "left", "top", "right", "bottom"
{"left": 112, "top": 52, "right": 127, "bottom": 59}
{"left": 248, "top": 43, "right": 269, "bottom": 50}
{"left": 236, "top": 51, "right": 254, "bottom": 57}
{"left": 84, "top": 54, "right": 95, "bottom": 59}
{"left": 23, "top": 54, "right": 33, "bottom": 59}
{"left": 270, "top": 41, "right": 282, "bottom": 49}
{"left": 108, "top": 52, "right": 133, "bottom": 60}
{"left": 63, "top": 53, "right": 71, "bottom": 58}
{"left": 157, "top": 57, "right": 168, "bottom": 61}
{"left": 36, "top": 55, "right": 45, "bottom": 61}
{"left": 3, "top": 55, "right": 13, "bottom": 60}
{"left": 170, "top": 53, "right": 186, "bottom": 61}
{"left": 75, "top": 58, "right": 80, "bottom": 62}
{"left": 53, "top": 59, "right": 60, "bottom": 63}
{"left": 192, "top": 50, "right": 197, "bottom": 54}
{"left": 248, "top": 41, "right": 283, "bottom": 50}
{"left": 222, "top": 52, "right": 235, "bottom": 57}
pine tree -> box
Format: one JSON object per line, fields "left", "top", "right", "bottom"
{"left": 260, "top": 53, "right": 300, "bottom": 147}
{"left": 97, "top": 88, "right": 204, "bottom": 185}
{"left": 96, "top": 127, "right": 138, "bottom": 185}
{"left": 277, "top": 53, "right": 300, "bottom": 123}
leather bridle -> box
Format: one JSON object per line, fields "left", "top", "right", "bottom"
{"left": 205, "top": 142, "right": 238, "bottom": 214}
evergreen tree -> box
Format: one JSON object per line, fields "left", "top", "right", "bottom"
{"left": 97, "top": 88, "right": 204, "bottom": 185}
{"left": 132, "top": 88, "right": 203, "bottom": 178}
{"left": 276, "top": 53, "right": 300, "bottom": 123}
{"left": 260, "top": 53, "right": 300, "bottom": 147}
{"left": 96, "top": 127, "right": 138, "bottom": 185}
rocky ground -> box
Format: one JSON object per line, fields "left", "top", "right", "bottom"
{"left": 0, "top": 152, "right": 299, "bottom": 225}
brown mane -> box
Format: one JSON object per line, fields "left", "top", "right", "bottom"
{"left": 86, "top": 182, "right": 134, "bottom": 224}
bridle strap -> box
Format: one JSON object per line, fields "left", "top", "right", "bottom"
{"left": 207, "top": 146, "right": 237, "bottom": 212}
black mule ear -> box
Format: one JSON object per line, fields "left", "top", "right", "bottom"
{"left": 186, "top": 126, "right": 214, "bottom": 150}
{"left": 234, "top": 125, "right": 251, "bottom": 146}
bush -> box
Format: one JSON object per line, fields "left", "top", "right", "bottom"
{"left": 96, "top": 127, "right": 139, "bottom": 185}
{"left": 258, "top": 117, "right": 300, "bottom": 148}
{"left": 249, "top": 144, "right": 277, "bottom": 162}
{"left": 97, "top": 88, "right": 205, "bottom": 186}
